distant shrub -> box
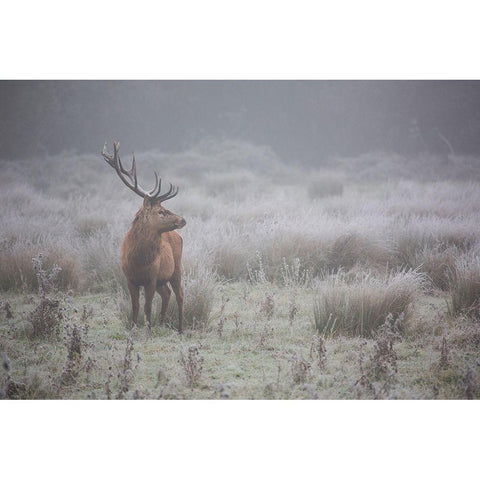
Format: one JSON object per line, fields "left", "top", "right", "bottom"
{"left": 75, "top": 216, "right": 108, "bottom": 237}
{"left": 203, "top": 170, "right": 259, "bottom": 200}
{"left": 392, "top": 221, "right": 476, "bottom": 271}
{"left": 214, "top": 246, "right": 248, "bottom": 281}
{"left": 309, "top": 172, "right": 344, "bottom": 197}
{"left": 81, "top": 232, "right": 126, "bottom": 292}
{"left": 447, "top": 255, "right": 480, "bottom": 318}
{"left": 307, "top": 171, "right": 344, "bottom": 199}
{"left": 313, "top": 269, "right": 425, "bottom": 337}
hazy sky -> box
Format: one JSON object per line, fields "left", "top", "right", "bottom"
{"left": 1, "top": 81, "right": 480, "bottom": 162}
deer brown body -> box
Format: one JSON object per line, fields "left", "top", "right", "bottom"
{"left": 102, "top": 142, "right": 186, "bottom": 333}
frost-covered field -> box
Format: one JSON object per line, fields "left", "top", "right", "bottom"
{"left": 1, "top": 140, "right": 480, "bottom": 399}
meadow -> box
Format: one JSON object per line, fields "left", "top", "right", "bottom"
{"left": 1, "top": 139, "right": 479, "bottom": 399}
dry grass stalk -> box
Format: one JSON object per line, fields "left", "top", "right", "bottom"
{"left": 371, "top": 317, "right": 400, "bottom": 379}
{"left": 216, "top": 316, "right": 226, "bottom": 339}
{"left": 180, "top": 345, "right": 204, "bottom": 388}
{"left": 27, "top": 254, "right": 64, "bottom": 339}
{"left": 439, "top": 337, "right": 450, "bottom": 370}
{"left": 257, "top": 323, "right": 274, "bottom": 348}
{"left": 259, "top": 291, "right": 275, "bottom": 321}
{"left": 2, "top": 301, "right": 13, "bottom": 319}
{"left": 116, "top": 332, "right": 140, "bottom": 399}
{"left": 60, "top": 321, "right": 90, "bottom": 385}
{"left": 288, "top": 293, "right": 298, "bottom": 328}
{"left": 309, "top": 334, "right": 326, "bottom": 370}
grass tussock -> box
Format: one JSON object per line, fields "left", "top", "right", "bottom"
{"left": 0, "top": 248, "right": 80, "bottom": 292}
{"left": 167, "top": 264, "right": 217, "bottom": 331}
{"left": 447, "top": 254, "right": 480, "bottom": 318}
{"left": 327, "top": 233, "right": 389, "bottom": 272}
{"left": 313, "top": 269, "right": 425, "bottom": 337}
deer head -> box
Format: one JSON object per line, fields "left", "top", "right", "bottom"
{"left": 102, "top": 141, "right": 186, "bottom": 234}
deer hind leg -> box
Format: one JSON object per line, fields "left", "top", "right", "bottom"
{"left": 144, "top": 282, "right": 156, "bottom": 335}
{"left": 127, "top": 281, "right": 140, "bottom": 327}
{"left": 169, "top": 274, "right": 184, "bottom": 334}
{"left": 156, "top": 282, "right": 171, "bottom": 326}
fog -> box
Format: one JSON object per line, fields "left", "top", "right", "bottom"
{"left": 2, "top": 80, "right": 480, "bottom": 162}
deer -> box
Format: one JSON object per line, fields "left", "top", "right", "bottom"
{"left": 101, "top": 141, "right": 186, "bottom": 334}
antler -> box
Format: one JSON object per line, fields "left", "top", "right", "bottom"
{"left": 101, "top": 141, "right": 179, "bottom": 202}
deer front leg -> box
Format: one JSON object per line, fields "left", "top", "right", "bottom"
{"left": 127, "top": 281, "right": 140, "bottom": 327}
{"left": 144, "top": 282, "right": 156, "bottom": 335}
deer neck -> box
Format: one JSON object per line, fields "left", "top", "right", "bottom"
{"left": 126, "top": 220, "right": 163, "bottom": 265}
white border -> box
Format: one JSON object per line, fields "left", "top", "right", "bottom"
{"left": 1, "top": 401, "right": 478, "bottom": 479}
{"left": 1, "top": 0, "right": 480, "bottom": 79}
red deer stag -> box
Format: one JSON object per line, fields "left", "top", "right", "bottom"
{"left": 101, "top": 141, "right": 186, "bottom": 334}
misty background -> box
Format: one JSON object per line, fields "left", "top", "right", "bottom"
{"left": 1, "top": 80, "right": 480, "bottom": 163}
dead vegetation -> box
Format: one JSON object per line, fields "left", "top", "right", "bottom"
{"left": 179, "top": 345, "right": 204, "bottom": 388}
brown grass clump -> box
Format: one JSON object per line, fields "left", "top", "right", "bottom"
{"left": 327, "top": 233, "right": 389, "bottom": 272}
{"left": 414, "top": 245, "right": 459, "bottom": 291}
{"left": 313, "top": 269, "right": 425, "bottom": 337}
{"left": 0, "top": 249, "right": 80, "bottom": 292}
{"left": 447, "top": 255, "right": 480, "bottom": 318}
{"left": 167, "top": 265, "right": 217, "bottom": 331}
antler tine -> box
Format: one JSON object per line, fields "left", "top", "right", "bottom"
{"left": 148, "top": 172, "right": 160, "bottom": 197}
{"left": 156, "top": 182, "right": 179, "bottom": 202}
{"left": 101, "top": 141, "right": 179, "bottom": 202}
{"left": 101, "top": 141, "right": 148, "bottom": 198}
{"left": 131, "top": 154, "right": 138, "bottom": 189}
